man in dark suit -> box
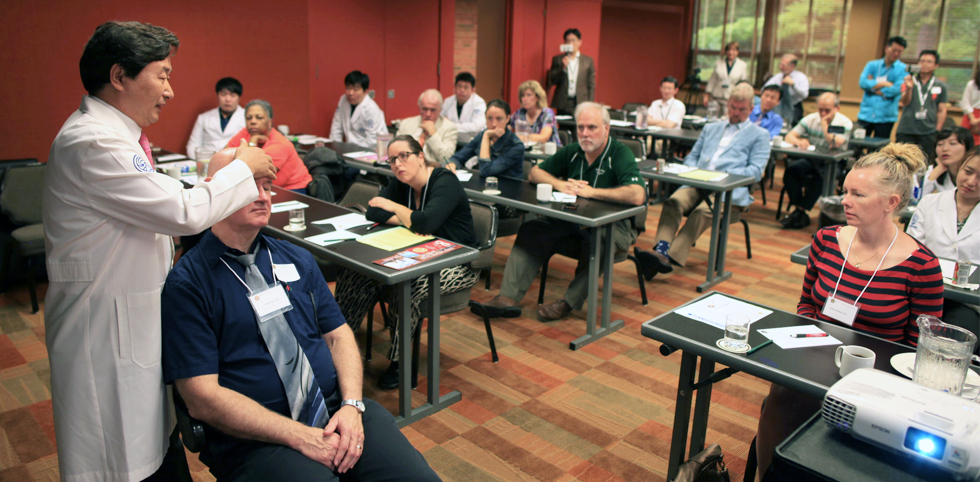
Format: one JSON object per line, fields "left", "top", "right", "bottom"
{"left": 547, "top": 28, "right": 596, "bottom": 116}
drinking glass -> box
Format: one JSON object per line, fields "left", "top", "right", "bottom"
{"left": 484, "top": 177, "right": 499, "bottom": 193}
{"left": 717, "top": 314, "right": 751, "bottom": 353}
{"left": 286, "top": 208, "right": 306, "bottom": 231}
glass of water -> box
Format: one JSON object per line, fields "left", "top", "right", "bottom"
{"left": 718, "top": 314, "right": 751, "bottom": 353}
{"left": 484, "top": 177, "right": 499, "bottom": 193}
{"left": 285, "top": 208, "right": 306, "bottom": 231}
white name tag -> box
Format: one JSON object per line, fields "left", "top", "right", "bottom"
{"left": 915, "top": 111, "right": 928, "bottom": 120}
{"left": 719, "top": 137, "right": 732, "bottom": 147}
{"left": 931, "top": 86, "right": 942, "bottom": 95}
{"left": 273, "top": 263, "right": 301, "bottom": 282}
{"left": 875, "top": 76, "right": 888, "bottom": 84}
{"left": 821, "top": 295, "right": 859, "bottom": 326}
{"left": 248, "top": 283, "right": 293, "bottom": 322}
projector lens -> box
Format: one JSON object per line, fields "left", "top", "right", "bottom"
{"left": 904, "top": 427, "right": 946, "bottom": 461}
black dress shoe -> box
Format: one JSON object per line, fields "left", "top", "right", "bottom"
{"left": 474, "top": 296, "right": 521, "bottom": 318}
{"left": 378, "top": 362, "right": 401, "bottom": 390}
{"left": 790, "top": 211, "right": 812, "bottom": 229}
{"left": 636, "top": 248, "right": 673, "bottom": 276}
{"left": 634, "top": 247, "right": 658, "bottom": 280}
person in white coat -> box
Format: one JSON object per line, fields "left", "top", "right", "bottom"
{"left": 184, "top": 77, "right": 246, "bottom": 157}
{"left": 44, "top": 21, "right": 277, "bottom": 482}
{"left": 328, "top": 70, "right": 388, "bottom": 151}
{"left": 705, "top": 41, "right": 749, "bottom": 116}
{"left": 441, "top": 71, "right": 486, "bottom": 143}
{"left": 907, "top": 148, "right": 980, "bottom": 336}
{"left": 396, "top": 89, "right": 458, "bottom": 166}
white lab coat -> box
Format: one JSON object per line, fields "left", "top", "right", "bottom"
{"left": 441, "top": 93, "right": 486, "bottom": 143}
{"left": 185, "top": 105, "right": 245, "bottom": 157}
{"left": 705, "top": 57, "right": 748, "bottom": 102}
{"left": 328, "top": 94, "right": 387, "bottom": 150}
{"left": 906, "top": 189, "right": 980, "bottom": 263}
{"left": 44, "top": 95, "right": 259, "bottom": 482}
{"left": 922, "top": 165, "right": 957, "bottom": 196}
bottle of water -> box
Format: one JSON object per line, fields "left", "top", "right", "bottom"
{"left": 635, "top": 105, "right": 648, "bottom": 129}
{"left": 910, "top": 173, "right": 923, "bottom": 206}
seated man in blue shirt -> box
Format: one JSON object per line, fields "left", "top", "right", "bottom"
{"left": 749, "top": 84, "right": 784, "bottom": 139}
{"left": 161, "top": 148, "right": 440, "bottom": 482}
{"left": 635, "top": 84, "right": 771, "bottom": 278}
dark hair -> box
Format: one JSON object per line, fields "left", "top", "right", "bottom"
{"left": 215, "top": 77, "right": 242, "bottom": 96}
{"left": 724, "top": 41, "right": 739, "bottom": 52}
{"left": 661, "top": 76, "right": 678, "bottom": 88}
{"left": 761, "top": 84, "right": 782, "bottom": 99}
{"left": 455, "top": 72, "right": 476, "bottom": 88}
{"left": 344, "top": 70, "right": 370, "bottom": 90}
{"left": 935, "top": 127, "right": 975, "bottom": 185}
{"left": 486, "top": 98, "right": 511, "bottom": 117}
{"left": 919, "top": 49, "right": 940, "bottom": 64}
{"left": 974, "top": 64, "right": 980, "bottom": 88}
{"left": 886, "top": 36, "right": 907, "bottom": 48}
{"left": 388, "top": 134, "right": 423, "bottom": 155}
{"left": 563, "top": 28, "right": 581, "bottom": 41}
{"left": 79, "top": 21, "right": 179, "bottom": 95}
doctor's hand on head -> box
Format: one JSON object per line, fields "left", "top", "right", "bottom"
{"left": 233, "top": 139, "right": 278, "bottom": 180}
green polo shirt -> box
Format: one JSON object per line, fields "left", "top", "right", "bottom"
{"left": 537, "top": 136, "right": 644, "bottom": 189}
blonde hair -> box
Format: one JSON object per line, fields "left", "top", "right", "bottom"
{"left": 852, "top": 143, "right": 927, "bottom": 211}
{"left": 729, "top": 83, "right": 755, "bottom": 103}
{"left": 518, "top": 80, "right": 548, "bottom": 109}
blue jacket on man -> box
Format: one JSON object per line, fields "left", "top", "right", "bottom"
{"left": 683, "top": 120, "right": 771, "bottom": 207}
{"left": 857, "top": 58, "right": 908, "bottom": 124}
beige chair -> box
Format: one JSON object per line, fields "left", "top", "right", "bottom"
{"left": 1, "top": 165, "right": 46, "bottom": 313}
{"left": 339, "top": 179, "right": 382, "bottom": 212}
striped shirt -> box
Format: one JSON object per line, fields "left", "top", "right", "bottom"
{"left": 798, "top": 226, "right": 944, "bottom": 346}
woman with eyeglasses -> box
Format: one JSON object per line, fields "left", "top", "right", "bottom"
{"left": 334, "top": 135, "right": 479, "bottom": 389}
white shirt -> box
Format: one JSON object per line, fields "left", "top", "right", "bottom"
{"left": 567, "top": 52, "right": 581, "bottom": 97}
{"left": 44, "top": 95, "right": 259, "bottom": 482}
{"left": 907, "top": 189, "right": 980, "bottom": 263}
{"left": 922, "top": 165, "right": 957, "bottom": 196}
{"left": 328, "top": 94, "right": 388, "bottom": 150}
{"left": 441, "top": 93, "right": 486, "bottom": 143}
{"left": 709, "top": 120, "right": 749, "bottom": 170}
{"left": 763, "top": 70, "right": 810, "bottom": 105}
{"left": 960, "top": 80, "right": 980, "bottom": 112}
{"left": 185, "top": 105, "right": 245, "bottom": 157}
{"left": 648, "top": 98, "right": 686, "bottom": 128}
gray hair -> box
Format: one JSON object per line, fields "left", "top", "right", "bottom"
{"left": 418, "top": 89, "right": 443, "bottom": 107}
{"left": 574, "top": 102, "right": 610, "bottom": 126}
{"left": 729, "top": 83, "right": 755, "bottom": 103}
{"left": 246, "top": 99, "right": 273, "bottom": 119}
{"left": 817, "top": 92, "right": 840, "bottom": 107}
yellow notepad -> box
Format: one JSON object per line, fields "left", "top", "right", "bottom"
{"left": 356, "top": 227, "right": 433, "bottom": 251}
{"left": 678, "top": 169, "right": 729, "bottom": 181}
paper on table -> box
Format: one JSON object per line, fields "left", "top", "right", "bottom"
{"left": 357, "top": 227, "right": 433, "bottom": 251}
{"left": 609, "top": 120, "right": 633, "bottom": 127}
{"left": 156, "top": 153, "right": 188, "bottom": 162}
{"left": 676, "top": 293, "right": 773, "bottom": 329}
{"left": 456, "top": 171, "right": 473, "bottom": 181}
{"left": 756, "top": 325, "right": 842, "bottom": 349}
{"left": 311, "top": 212, "right": 373, "bottom": 230}
{"left": 551, "top": 192, "right": 577, "bottom": 203}
{"left": 344, "top": 151, "right": 377, "bottom": 160}
{"left": 555, "top": 115, "right": 573, "bottom": 120}
{"left": 271, "top": 201, "right": 309, "bottom": 213}
{"left": 296, "top": 135, "right": 331, "bottom": 144}
{"left": 639, "top": 125, "right": 664, "bottom": 131}
{"left": 664, "top": 164, "right": 697, "bottom": 174}
{"left": 678, "top": 169, "right": 729, "bottom": 181}
{"left": 305, "top": 230, "right": 360, "bottom": 246}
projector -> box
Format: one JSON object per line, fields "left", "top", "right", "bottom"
{"left": 823, "top": 368, "right": 980, "bottom": 480}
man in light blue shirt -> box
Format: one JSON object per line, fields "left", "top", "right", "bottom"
{"left": 749, "top": 85, "right": 784, "bottom": 139}
{"left": 857, "top": 36, "right": 908, "bottom": 139}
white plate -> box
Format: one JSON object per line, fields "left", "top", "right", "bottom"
{"left": 890, "top": 352, "right": 980, "bottom": 398}
{"left": 482, "top": 189, "right": 501, "bottom": 195}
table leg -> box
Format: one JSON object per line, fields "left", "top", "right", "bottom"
{"left": 697, "top": 190, "right": 734, "bottom": 292}
{"left": 822, "top": 159, "right": 838, "bottom": 197}
{"left": 395, "top": 274, "right": 462, "bottom": 427}
{"left": 667, "top": 351, "right": 698, "bottom": 480}
{"left": 396, "top": 281, "right": 412, "bottom": 420}
{"left": 689, "top": 358, "right": 716, "bottom": 456}
{"left": 570, "top": 224, "right": 624, "bottom": 350}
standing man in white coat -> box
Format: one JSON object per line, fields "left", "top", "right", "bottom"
{"left": 44, "top": 21, "right": 277, "bottom": 482}
{"left": 185, "top": 77, "right": 246, "bottom": 157}
{"left": 328, "top": 70, "right": 388, "bottom": 150}
{"left": 441, "top": 71, "right": 486, "bottom": 143}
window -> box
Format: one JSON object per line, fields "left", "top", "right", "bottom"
{"left": 692, "top": 0, "right": 767, "bottom": 85}
{"left": 890, "top": 0, "right": 980, "bottom": 102}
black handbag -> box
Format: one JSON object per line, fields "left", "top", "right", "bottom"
{"left": 671, "top": 443, "right": 731, "bottom": 482}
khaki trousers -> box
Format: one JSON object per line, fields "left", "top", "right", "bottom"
{"left": 654, "top": 187, "right": 745, "bottom": 267}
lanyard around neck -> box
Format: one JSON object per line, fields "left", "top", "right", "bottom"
{"left": 220, "top": 246, "right": 277, "bottom": 295}
{"left": 831, "top": 226, "right": 898, "bottom": 304}
{"left": 913, "top": 75, "right": 936, "bottom": 110}
{"left": 409, "top": 168, "right": 432, "bottom": 212}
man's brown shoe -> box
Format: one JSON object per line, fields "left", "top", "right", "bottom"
{"left": 537, "top": 299, "right": 572, "bottom": 322}
{"left": 473, "top": 295, "right": 521, "bottom": 318}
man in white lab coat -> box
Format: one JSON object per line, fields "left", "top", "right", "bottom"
{"left": 185, "top": 77, "right": 246, "bottom": 157}
{"left": 43, "top": 21, "right": 277, "bottom": 482}
{"left": 441, "top": 71, "right": 486, "bottom": 143}
{"left": 328, "top": 70, "right": 388, "bottom": 150}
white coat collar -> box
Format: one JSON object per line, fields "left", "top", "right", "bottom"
{"left": 81, "top": 95, "right": 143, "bottom": 142}
{"left": 941, "top": 189, "right": 980, "bottom": 242}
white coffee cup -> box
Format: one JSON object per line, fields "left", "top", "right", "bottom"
{"left": 544, "top": 142, "right": 557, "bottom": 155}
{"left": 835, "top": 345, "right": 876, "bottom": 377}
{"left": 853, "top": 128, "right": 866, "bottom": 139}
{"left": 772, "top": 135, "right": 783, "bottom": 145}
{"left": 166, "top": 166, "right": 182, "bottom": 180}
{"left": 536, "top": 183, "right": 553, "bottom": 202}
{"left": 277, "top": 125, "right": 290, "bottom": 136}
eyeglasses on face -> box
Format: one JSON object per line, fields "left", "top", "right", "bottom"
{"left": 390, "top": 151, "right": 420, "bottom": 164}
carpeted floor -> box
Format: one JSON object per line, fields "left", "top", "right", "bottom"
{"left": 0, "top": 169, "right": 830, "bottom": 482}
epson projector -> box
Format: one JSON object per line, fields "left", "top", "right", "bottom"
{"left": 823, "top": 368, "right": 980, "bottom": 480}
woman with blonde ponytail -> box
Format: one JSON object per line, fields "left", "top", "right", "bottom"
{"left": 754, "top": 143, "right": 944, "bottom": 476}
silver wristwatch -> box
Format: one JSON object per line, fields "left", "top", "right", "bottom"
{"left": 341, "top": 399, "right": 365, "bottom": 413}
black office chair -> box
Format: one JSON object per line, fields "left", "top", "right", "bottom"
{"left": 536, "top": 204, "right": 649, "bottom": 306}
{"left": 173, "top": 387, "right": 207, "bottom": 453}
{"left": 608, "top": 110, "right": 627, "bottom": 121}
{"left": 622, "top": 102, "right": 646, "bottom": 113}
{"left": 617, "top": 137, "right": 646, "bottom": 159}
{"left": 339, "top": 179, "right": 382, "bottom": 213}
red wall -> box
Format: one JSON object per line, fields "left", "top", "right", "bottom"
{"left": 597, "top": 0, "right": 694, "bottom": 110}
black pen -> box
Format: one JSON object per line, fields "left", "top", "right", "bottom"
{"left": 365, "top": 222, "right": 381, "bottom": 231}
{"left": 746, "top": 339, "right": 774, "bottom": 355}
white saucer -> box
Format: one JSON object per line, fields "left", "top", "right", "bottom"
{"left": 283, "top": 224, "right": 306, "bottom": 232}
{"left": 890, "top": 352, "right": 980, "bottom": 398}
{"left": 716, "top": 338, "right": 750, "bottom": 353}
{"left": 483, "top": 189, "right": 502, "bottom": 195}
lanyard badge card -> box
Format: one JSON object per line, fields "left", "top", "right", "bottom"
{"left": 821, "top": 293, "right": 861, "bottom": 327}
{"left": 247, "top": 283, "right": 294, "bottom": 322}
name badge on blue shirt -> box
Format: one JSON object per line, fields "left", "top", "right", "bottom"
{"left": 248, "top": 283, "right": 293, "bottom": 322}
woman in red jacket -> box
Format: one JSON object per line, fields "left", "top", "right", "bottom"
{"left": 227, "top": 99, "right": 312, "bottom": 192}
